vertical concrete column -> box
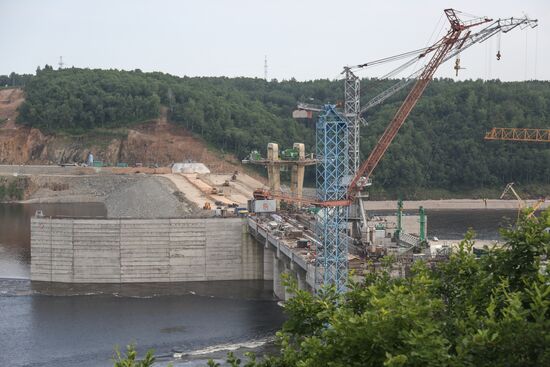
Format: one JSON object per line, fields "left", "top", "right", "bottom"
{"left": 263, "top": 246, "right": 274, "bottom": 280}
{"left": 267, "top": 143, "right": 280, "bottom": 209}
{"left": 296, "top": 270, "right": 307, "bottom": 291}
{"left": 284, "top": 264, "right": 297, "bottom": 301}
{"left": 290, "top": 143, "right": 305, "bottom": 208}
{"left": 273, "top": 255, "right": 286, "bottom": 300}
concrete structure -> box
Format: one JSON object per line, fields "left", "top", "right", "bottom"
{"left": 245, "top": 142, "right": 316, "bottom": 208}
{"left": 266, "top": 143, "right": 281, "bottom": 197}
{"left": 266, "top": 142, "right": 282, "bottom": 210}
{"left": 289, "top": 143, "right": 305, "bottom": 207}
{"left": 247, "top": 216, "right": 314, "bottom": 300}
{"left": 30, "top": 215, "right": 317, "bottom": 300}
{"left": 31, "top": 217, "right": 264, "bottom": 283}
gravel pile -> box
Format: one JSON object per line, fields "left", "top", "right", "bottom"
{"left": 104, "top": 176, "right": 198, "bottom": 218}
{"left": 27, "top": 174, "right": 200, "bottom": 218}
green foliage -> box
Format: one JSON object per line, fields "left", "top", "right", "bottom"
{"left": 112, "top": 344, "right": 156, "bottom": 367}
{"left": 15, "top": 68, "right": 550, "bottom": 194}
{"left": 220, "top": 210, "right": 550, "bottom": 367}
{"left": 0, "top": 178, "right": 25, "bottom": 201}
{"left": 18, "top": 68, "right": 160, "bottom": 133}
{"left": 0, "top": 72, "right": 33, "bottom": 87}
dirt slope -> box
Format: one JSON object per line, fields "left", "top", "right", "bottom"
{"left": 0, "top": 90, "right": 261, "bottom": 177}
{"left": 0, "top": 88, "right": 24, "bottom": 122}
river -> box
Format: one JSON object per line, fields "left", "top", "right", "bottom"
{"left": 0, "top": 203, "right": 519, "bottom": 366}
{"left": 0, "top": 203, "right": 285, "bottom": 367}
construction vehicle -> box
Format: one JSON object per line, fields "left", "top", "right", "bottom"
{"left": 253, "top": 188, "right": 272, "bottom": 200}
{"left": 281, "top": 148, "right": 299, "bottom": 160}
{"left": 211, "top": 187, "right": 224, "bottom": 196}
{"left": 500, "top": 182, "right": 546, "bottom": 218}
{"left": 231, "top": 171, "right": 238, "bottom": 181}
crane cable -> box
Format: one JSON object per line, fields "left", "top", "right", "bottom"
{"left": 525, "top": 31, "right": 529, "bottom": 80}
{"left": 344, "top": 13, "right": 447, "bottom": 102}
{"left": 534, "top": 25, "right": 539, "bottom": 79}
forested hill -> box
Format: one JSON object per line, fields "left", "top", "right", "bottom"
{"left": 9, "top": 67, "right": 550, "bottom": 196}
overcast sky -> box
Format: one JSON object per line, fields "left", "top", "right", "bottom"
{"left": 1, "top": 0, "right": 548, "bottom": 81}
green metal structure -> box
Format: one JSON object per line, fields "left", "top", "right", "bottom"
{"left": 281, "top": 148, "right": 299, "bottom": 160}
{"left": 396, "top": 198, "right": 403, "bottom": 239}
{"left": 249, "top": 150, "right": 262, "bottom": 161}
{"left": 419, "top": 206, "right": 426, "bottom": 241}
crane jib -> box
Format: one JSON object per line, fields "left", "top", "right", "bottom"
{"left": 347, "top": 10, "right": 496, "bottom": 202}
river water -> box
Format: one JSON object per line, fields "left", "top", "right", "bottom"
{"left": 0, "top": 203, "right": 284, "bottom": 367}
{"left": 0, "top": 203, "right": 519, "bottom": 366}
{"left": 372, "top": 208, "right": 518, "bottom": 240}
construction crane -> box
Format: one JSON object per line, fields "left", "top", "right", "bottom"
{"left": 500, "top": 182, "right": 546, "bottom": 218}
{"left": 343, "top": 9, "right": 493, "bottom": 205}
{"left": 485, "top": 127, "right": 550, "bottom": 142}
{"left": 357, "top": 15, "right": 539, "bottom": 114}
{"left": 288, "top": 10, "right": 538, "bottom": 206}
{"left": 273, "top": 9, "right": 537, "bottom": 293}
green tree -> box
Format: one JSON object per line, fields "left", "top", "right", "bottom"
{"left": 112, "top": 344, "right": 155, "bottom": 367}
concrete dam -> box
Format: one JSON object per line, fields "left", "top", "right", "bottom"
{"left": 30, "top": 217, "right": 268, "bottom": 283}
{"left": 30, "top": 216, "right": 315, "bottom": 300}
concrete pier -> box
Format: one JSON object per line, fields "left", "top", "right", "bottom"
{"left": 290, "top": 143, "right": 305, "bottom": 208}
{"left": 247, "top": 216, "right": 315, "bottom": 301}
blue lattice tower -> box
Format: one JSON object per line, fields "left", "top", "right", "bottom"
{"left": 315, "top": 105, "right": 350, "bottom": 293}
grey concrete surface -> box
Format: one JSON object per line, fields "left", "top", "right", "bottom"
{"left": 31, "top": 217, "right": 264, "bottom": 283}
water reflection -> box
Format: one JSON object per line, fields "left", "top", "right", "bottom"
{"left": 0, "top": 279, "right": 282, "bottom": 367}
{"left": 0, "top": 202, "right": 106, "bottom": 278}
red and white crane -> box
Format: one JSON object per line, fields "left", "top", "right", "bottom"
{"left": 283, "top": 9, "right": 538, "bottom": 208}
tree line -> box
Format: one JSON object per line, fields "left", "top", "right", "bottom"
{"left": 12, "top": 68, "right": 550, "bottom": 194}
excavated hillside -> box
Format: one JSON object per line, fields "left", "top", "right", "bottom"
{"left": 0, "top": 88, "right": 246, "bottom": 174}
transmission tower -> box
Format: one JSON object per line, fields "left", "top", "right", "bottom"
{"left": 264, "top": 55, "right": 268, "bottom": 80}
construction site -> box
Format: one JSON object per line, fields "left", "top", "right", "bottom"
{"left": 4, "top": 4, "right": 550, "bottom": 367}
{"left": 17, "top": 9, "right": 548, "bottom": 297}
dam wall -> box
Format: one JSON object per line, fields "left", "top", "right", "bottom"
{"left": 30, "top": 217, "right": 264, "bottom": 283}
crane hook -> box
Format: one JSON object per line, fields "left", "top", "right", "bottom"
{"left": 496, "top": 30, "right": 502, "bottom": 60}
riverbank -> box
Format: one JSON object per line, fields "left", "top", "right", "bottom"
{"left": 364, "top": 199, "right": 548, "bottom": 210}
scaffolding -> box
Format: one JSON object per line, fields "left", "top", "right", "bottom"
{"left": 315, "top": 105, "right": 350, "bottom": 292}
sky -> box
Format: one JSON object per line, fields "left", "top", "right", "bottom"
{"left": 1, "top": 0, "right": 548, "bottom": 81}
